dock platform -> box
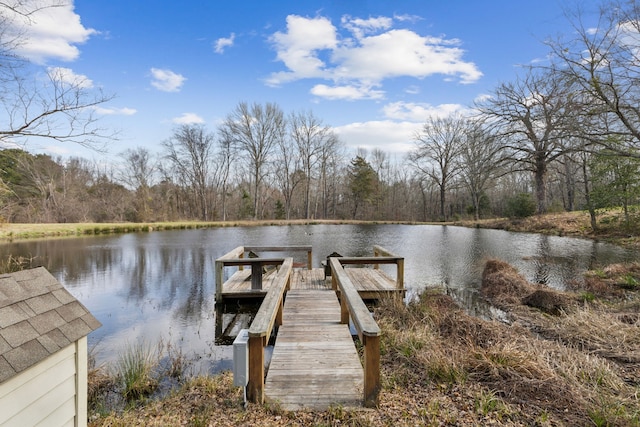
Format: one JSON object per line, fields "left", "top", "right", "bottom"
{"left": 216, "top": 245, "right": 402, "bottom": 409}
{"left": 264, "top": 289, "right": 363, "bottom": 410}
{"left": 220, "top": 267, "right": 402, "bottom": 300}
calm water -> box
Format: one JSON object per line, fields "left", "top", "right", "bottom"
{"left": 1, "top": 224, "right": 635, "bottom": 373}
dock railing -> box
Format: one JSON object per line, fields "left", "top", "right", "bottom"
{"left": 334, "top": 245, "right": 404, "bottom": 290}
{"left": 215, "top": 246, "right": 311, "bottom": 299}
{"left": 244, "top": 246, "right": 313, "bottom": 270}
{"left": 329, "top": 256, "right": 381, "bottom": 407}
{"left": 247, "top": 257, "right": 293, "bottom": 403}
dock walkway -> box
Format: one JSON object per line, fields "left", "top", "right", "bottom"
{"left": 218, "top": 245, "right": 402, "bottom": 409}
{"left": 264, "top": 289, "right": 363, "bottom": 410}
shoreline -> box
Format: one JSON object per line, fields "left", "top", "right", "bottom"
{"left": 1, "top": 210, "right": 637, "bottom": 250}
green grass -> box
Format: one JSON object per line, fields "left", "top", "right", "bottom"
{"left": 116, "top": 342, "right": 158, "bottom": 402}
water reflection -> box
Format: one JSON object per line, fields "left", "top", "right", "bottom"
{"left": 0, "top": 225, "right": 635, "bottom": 373}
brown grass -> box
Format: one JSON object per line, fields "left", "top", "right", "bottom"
{"left": 481, "top": 259, "right": 577, "bottom": 313}
{"left": 457, "top": 209, "right": 640, "bottom": 250}
{"left": 90, "top": 274, "right": 640, "bottom": 426}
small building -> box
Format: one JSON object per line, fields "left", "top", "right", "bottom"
{"left": 0, "top": 267, "right": 101, "bottom": 427}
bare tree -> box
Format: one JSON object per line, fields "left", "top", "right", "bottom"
{"left": 458, "top": 120, "right": 506, "bottom": 220}
{"left": 220, "top": 102, "right": 285, "bottom": 219}
{"left": 317, "top": 133, "right": 342, "bottom": 219}
{"left": 476, "top": 69, "right": 576, "bottom": 213}
{"left": 215, "top": 128, "right": 238, "bottom": 221}
{"left": 273, "top": 131, "right": 302, "bottom": 219}
{"left": 118, "top": 147, "right": 156, "bottom": 221}
{"left": 0, "top": 2, "right": 115, "bottom": 149}
{"left": 546, "top": 0, "right": 640, "bottom": 157}
{"left": 162, "top": 124, "right": 216, "bottom": 221}
{"left": 289, "top": 110, "right": 334, "bottom": 219}
{"left": 410, "top": 114, "right": 465, "bottom": 221}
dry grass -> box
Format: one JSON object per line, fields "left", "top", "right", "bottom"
{"left": 90, "top": 274, "right": 640, "bottom": 426}
{"left": 457, "top": 209, "right": 640, "bottom": 249}
{"left": 0, "top": 219, "right": 425, "bottom": 242}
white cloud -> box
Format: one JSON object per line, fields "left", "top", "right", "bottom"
{"left": 214, "top": 33, "right": 235, "bottom": 53}
{"left": 310, "top": 84, "right": 384, "bottom": 100}
{"left": 405, "top": 85, "right": 420, "bottom": 95}
{"left": 382, "top": 101, "right": 470, "bottom": 121}
{"left": 47, "top": 66, "right": 93, "bottom": 88}
{"left": 333, "top": 120, "right": 421, "bottom": 154}
{"left": 266, "top": 15, "right": 338, "bottom": 85}
{"left": 267, "top": 14, "right": 482, "bottom": 99}
{"left": 172, "top": 113, "right": 205, "bottom": 124}
{"left": 332, "top": 101, "right": 476, "bottom": 154}
{"left": 94, "top": 106, "right": 137, "bottom": 116}
{"left": 6, "top": 1, "right": 96, "bottom": 63}
{"left": 341, "top": 15, "right": 392, "bottom": 40}
{"left": 150, "top": 68, "right": 186, "bottom": 92}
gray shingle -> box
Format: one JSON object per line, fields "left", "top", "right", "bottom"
{"left": 4, "top": 339, "right": 50, "bottom": 373}
{"left": 52, "top": 288, "right": 76, "bottom": 305}
{"left": 0, "top": 335, "right": 10, "bottom": 355}
{"left": 0, "top": 277, "right": 22, "bottom": 301}
{"left": 16, "top": 301, "right": 36, "bottom": 317}
{"left": 58, "top": 317, "right": 92, "bottom": 342}
{"left": 42, "top": 328, "right": 71, "bottom": 350}
{"left": 0, "top": 304, "right": 28, "bottom": 328}
{"left": 0, "top": 356, "right": 16, "bottom": 384}
{"left": 0, "top": 267, "right": 100, "bottom": 383}
{"left": 0, "top": 320, "right": 40, "bottom": 348}
{"left": 82, "top": 313, "right": 102, "bottom": 330}
{"left": 28, "top": 310, "right": 66, "bottom": 335}
{"left": 56, "top": 301, "right": 88, "bottom": 322}
{"left": 37, "top": 333, "right": 62, "bottom": 354}
{"left": 25, "top": 293, "right": 62, "bottom": 315}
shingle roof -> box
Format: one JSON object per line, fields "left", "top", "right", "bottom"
{"left": 0, "top": 267, "right": 101, "bottom": 384}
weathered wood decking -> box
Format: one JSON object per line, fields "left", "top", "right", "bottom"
{"left": 218, "top": 245, "right": 402, "bottom": 409}
{"left": 219, "top": 267, "right": 401, "bottom": 299}
{"left": 264, "top": 289, "right": 363, "bottom": 410}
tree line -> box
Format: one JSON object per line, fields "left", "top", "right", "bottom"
{"left": 1, "top": 1, "right": 640, "bottom": 230}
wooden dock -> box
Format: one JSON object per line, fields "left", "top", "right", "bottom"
{"left": 217, "top": 245, "right": 402, "bottom": 409}
{"left": 264, "top": 289, "right": 363, "bottom": 410}
{"left": 215, "top": 245, "right": 404, "bottom": 301}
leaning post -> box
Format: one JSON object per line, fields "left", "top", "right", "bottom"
{"left": 397, "top": 258, "right": 404, "bottom": 289}
{"left": 363, "top": 334, "right": 381, "bottom": 407}
{"left": 215, "top": 259, "right": 223, "bottom": 300}
{"left": 247, "top": 335, "right": 264, "bottom": 403}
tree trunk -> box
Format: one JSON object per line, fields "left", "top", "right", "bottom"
{"left": 534, "top": 156, "right": 547, "bottom": 214}
{"left": 581, "top": 157, "right": 598, "bottom": 232}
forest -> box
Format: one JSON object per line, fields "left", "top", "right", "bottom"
{"left": 2, "top": 1, "right": 640, "bottom": 228}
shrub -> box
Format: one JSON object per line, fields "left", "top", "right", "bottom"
{"left": 505, "top": 193, "right": 536, "bottom": 218}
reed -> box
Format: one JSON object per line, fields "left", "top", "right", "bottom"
{"left": 116, "top": 342, "right": 158, "bottom": 402}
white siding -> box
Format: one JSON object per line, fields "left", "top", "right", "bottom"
{"left": 0, "top": 343, "right": 77, "bottom": 427}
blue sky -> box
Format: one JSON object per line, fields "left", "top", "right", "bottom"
{"left": 7, "top": 0, "right": 595, "bottom": 160}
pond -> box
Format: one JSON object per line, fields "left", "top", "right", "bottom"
{"left": 0, "top": 224, "right": 635, "bottom": 374}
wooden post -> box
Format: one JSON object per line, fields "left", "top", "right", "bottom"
{"left": 307, "top": 249, "right": 313, "bottom": 270}
{"left": 215, "top": 260, "right": 223, "bottom": 300}
{"left": 247, "top": 335, "right": 264, "bottom": 403}
{"left": 251, "top": 262, "right": 263, "bottom": 290}
{"left": 275, "top": 297, "right": 283, "bottom": 328}
{"left": 373, "top": 247, "right": 380, "bottom": 270}
{"left": 340, "top": 293, "right": 349, "bottom": 324}
{"left": 363, "top": 335, "right": 380, "bottom": 407}
{"left": 397, "top": 258, "right": 404, "bottom": 289}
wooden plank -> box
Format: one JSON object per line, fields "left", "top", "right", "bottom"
{"left": 330, "top": 258, "right": 381, "bottom": 408}
{"left": 264, "top": 289, "right": 364, "bottom": 410}
{"left": 246, "top": 258, "right": 293, "bottom": 404}
{"left": 249, "top": 258, "right": 292, "bottom": 339}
